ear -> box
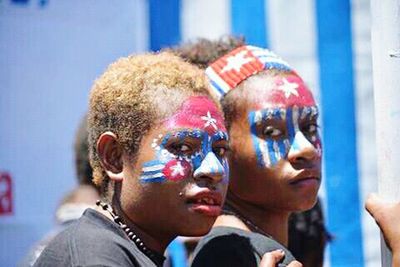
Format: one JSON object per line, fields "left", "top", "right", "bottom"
{"left": 97, "top": 131, "right": 124, "bottom": 182}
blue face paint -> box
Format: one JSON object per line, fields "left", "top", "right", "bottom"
{"left": 248, "top": 105, "right": 320, "bottom": 168}
{"left": 139, "top": 129, "right": 229, "bottom": 183}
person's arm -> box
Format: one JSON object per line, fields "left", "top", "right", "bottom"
{"left": 365, "top": 193, "right": 400, "bottom": 267}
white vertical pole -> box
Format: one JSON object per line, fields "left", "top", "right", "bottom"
{"left": 370, "top": 0, "right": 400, "bottom": 266}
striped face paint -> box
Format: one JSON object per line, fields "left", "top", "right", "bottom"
{"left": 246, "top": 74, "right": 322, "bottom": 168}
{"left": 249, "top": 105, "right": 321, "bottom": 168}
{"left": 139, "top": 96, "right": 229, "bottom": 183}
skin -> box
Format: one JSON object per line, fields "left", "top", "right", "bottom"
{"left": 97, "top": 95, "right": 229, "bottom": 254}
{"left": 216, "top": 72, "right": 322, "bottom": 246}
{"left": 365, "top": 194, "right": 400, "bottom": 267}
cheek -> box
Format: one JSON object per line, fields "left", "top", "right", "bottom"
{"left": 313, "top": 137, "right": 323, "bottom": 159}
{"left": 162, "top": 159, "right": 192, "bottom": 182}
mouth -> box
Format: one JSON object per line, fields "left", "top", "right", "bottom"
{"left": 185, "top": 191, "right": 223, "bottom": 217}
{"left": 289, "top": 170, "right": 321, "bottom": 187}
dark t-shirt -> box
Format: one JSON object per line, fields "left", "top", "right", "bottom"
{"left": 33, "top": 209, "right": 165, "bottom": 267}
{"left": 191, "top": 226, "right": 296, "bottom": 267}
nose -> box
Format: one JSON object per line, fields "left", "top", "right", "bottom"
{"left": 287, "top": 131, "right": 319, "bottom": 165}
{"left": 193, "top": 152, "right": 227, "bottom": 184}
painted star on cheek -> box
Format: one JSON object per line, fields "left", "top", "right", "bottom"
{"left": 221, "top": 50, "right": 254, "bottom": 73}
{"left": 170, "top": 161, "right": 185, "bottom": 177}
{"left": 278, "top": 78, "right": 299, "bottom": 98}
{"left": 201, "top": 111, "right": 218, "bottom": 130}
{"left": 162, "top": 159, "right": 191, "bottom": 182}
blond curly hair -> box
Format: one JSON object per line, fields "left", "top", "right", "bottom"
{"left": 88, "top": 52, "right": 211, "bottom": 195}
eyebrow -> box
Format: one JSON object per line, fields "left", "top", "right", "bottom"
{"left": 211, "top": 131, "right": 229, "bottom": 141}
{"left": 250, "top": 105, "right": 319, "bottom": 125}
{"left": 299, "top": 106, "right": 319, "bottom": 120}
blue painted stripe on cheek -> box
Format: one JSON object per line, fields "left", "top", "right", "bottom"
{"left": 192, "top": 154, "right": 202, "bottom": 170}
{"left": 248, "top": 111, "right": 265, "bottom": 167}
{"left": 286, "top": 108, "right": 295, "bottom": 140}
{"left": 140, "top": 177, "right": 166, "bottom": 183}
{"left": 142, "top": 160, "right": 164, "bottom": 168}
{"left": 277, "top": 139, "right": 287, "bottom": 158}
{"left": 267, "top": 139, "right": 277, "bottom": 166}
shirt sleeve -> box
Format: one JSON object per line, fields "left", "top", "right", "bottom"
{"left": 191, "top": 234, "right": 258, "bottom": 267}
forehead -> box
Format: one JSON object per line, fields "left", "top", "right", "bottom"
{"left": 162, "top": 95, "right": 226, "bottom": 134}
{"left": 245, "top": 73, "right": 316, "bottom": 110}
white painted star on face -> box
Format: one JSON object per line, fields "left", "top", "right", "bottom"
{"left": 221, "top": 50, "right": 254, "bottom": 73}
{"left": 201, "top": 111, "right": 218, "bottom": 130}
{"left": 278, "top": 78, "right": 299, "bottom": 98}
{"left": 170, "top": 161, "right": 185, "bottom": 177}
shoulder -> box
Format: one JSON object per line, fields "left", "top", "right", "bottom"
{"left": 191, "top": 226, "right": 296, "bottom": 267}
{"left": 191, "top": 227, "right": 258, "bottom": 267}
{"left": 34, "top": 209, "right": 146, "bottom": 267}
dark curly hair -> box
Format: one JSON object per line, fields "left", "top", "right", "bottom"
{"left": 169, "top": 35, "right": 245, "bottom": 69}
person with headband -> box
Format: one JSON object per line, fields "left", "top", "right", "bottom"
{"left": 191, "top": 45, "right": 321, "bottom": 267}
{"left": 33, "top": 52, "right": 230, "bottom": 267}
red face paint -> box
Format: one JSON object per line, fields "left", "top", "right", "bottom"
{"left": 163, "top": 96, "right": 226, "bottom": 135}
{"left": 162, "top": 159, "right": 192, "bottom": 182}
{"left": 253, "top": 74, "right": 316, "bottom": 110}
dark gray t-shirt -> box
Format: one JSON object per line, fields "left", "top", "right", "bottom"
{"left": 33, "top": 209, "right": 165, "bottom": 267}
{"left": 191, "top": 226, "right": 296, "bottom": 267}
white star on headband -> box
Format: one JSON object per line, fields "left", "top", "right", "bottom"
{"left": 170, "top": 161, "right": 185, "bottom": 177}
{"left": 201, "top": 111, "right": 218, "bottom": 130}
{"left": 221, "top": 50, "right": 253, "bottom": 73}
{"left": 278, "top": 78, "right": 299, "bottom": 98}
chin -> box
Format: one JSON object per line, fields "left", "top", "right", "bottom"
{"left": 293, "top": 197, "right": 318, "bottom": 212}
{"left": 178, "top": 219, "right": 215, "bottom": 237}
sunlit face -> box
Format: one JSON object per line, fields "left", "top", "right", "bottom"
{"left": 121, "top": 95, "right": 229, "bottom": 237}
{"left": 228, "top": 73, "right": 322, "bottom": 212}
{"left": 139, "top": 96, "right": 229, "bottom": 185}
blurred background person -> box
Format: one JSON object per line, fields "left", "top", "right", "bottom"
{"left": 18, "top": 116, "right": 100, "bottom": 267}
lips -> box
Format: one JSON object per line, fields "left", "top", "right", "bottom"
{"left": 185, "top": 190, "right": 223, "bottom": 217}
{"left": 289, "top": 169, "right": 321, "bottom": 186}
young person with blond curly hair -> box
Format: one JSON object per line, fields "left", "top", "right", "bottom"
{"left": 33, "top": 52, "right": 231, "bottom": 267}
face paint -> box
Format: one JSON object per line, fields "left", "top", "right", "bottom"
{"left": 252, "top": 75, "right": 316, "bottom": 110}
{"left": 139, "top": 96, "right": 229, "bottom": 183}
{"left": 249, "top": 105, "right": 321, "bottom": 168}
{"left": 163, "top": 96, "right": 226, "bottom": 135}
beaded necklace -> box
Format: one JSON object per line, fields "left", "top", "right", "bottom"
{"left": 96, "top": 200, "right": 159, "bottom": 264}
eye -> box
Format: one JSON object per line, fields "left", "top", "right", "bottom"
{"left": 303, "top": 123, "right": 319, "bottom": 134}
{"left": 169, "top": 143, "right": 193, "bottom": 155}
{"left": 178, "top": 144, "right": 192, "bottom": 153}
{"left": 263, "top": 126, "right": 283, "bottom": 138}
{"left": 213, "top": 146, "right": 229, "bottom": 158}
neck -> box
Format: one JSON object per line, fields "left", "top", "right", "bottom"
{"left": 113, "top": 198, "right": 171, "bottom": 254}
{"left": 224, "top": 191, "right": 290, "bottom": 246}
{"left": 97, "top": 196, "right": 170, "bottom": 255}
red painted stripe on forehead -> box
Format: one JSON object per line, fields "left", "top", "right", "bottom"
{"left": 163, "top": 96, "right": 226, "bottom": 134}
{"left": 255, "top": 75, "right": 316, "bottom": 109}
